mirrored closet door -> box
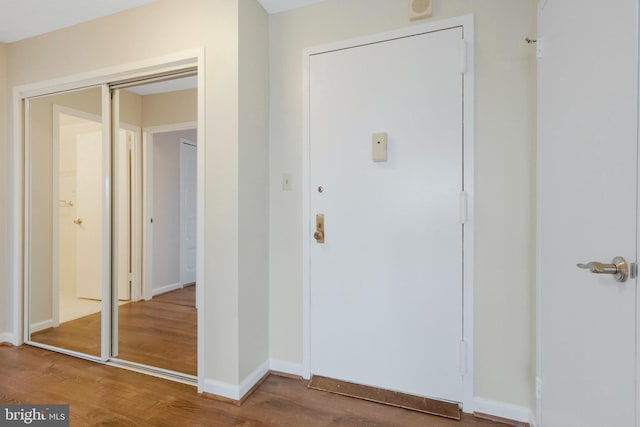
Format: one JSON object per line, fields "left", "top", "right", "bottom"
{"left": 26, "top": 85, "right": 109, "bottom": 359}
{"left": 24, "top": 73, "right": 198, "bottom": 380}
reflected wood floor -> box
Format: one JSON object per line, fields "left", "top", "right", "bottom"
{"left": 31, "top": 286, "right": 196, "bottom": 375}
{"left": 0, "top": 345, "right": 512, "bottom": 427}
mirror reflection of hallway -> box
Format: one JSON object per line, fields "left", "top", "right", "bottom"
{"left": 113, "top": 76, "right": 198, "bottom": 376}
{"left": 26, "top": 75, "right": 198, "bottom": 378}
{"left": 28, "top": 87, "right": 106, "bottom": 358}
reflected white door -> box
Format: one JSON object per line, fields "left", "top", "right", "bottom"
{"left": 538, "top": 1, "right": 637, "bottom": 426}
{"left": 116, "top": 128, "right": 132, "bottom": 301}
{"left": 180, "top": 139, "right": 197, "bottom": 286}
{"left": 310, "top": 27, "right": 464, "bottom": 402}
{"left": 75, "top": 131, "right": 103, "bottom": 300}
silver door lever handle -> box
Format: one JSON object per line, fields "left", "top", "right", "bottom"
{"left": 577, "top": 257, "right": 629, "bottom": 282}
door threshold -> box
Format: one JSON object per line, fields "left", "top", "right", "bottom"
{"left": 308, "top": 375, "right": 460, "bottom": 420}
{"left": 108, "top": 358, "right": 197, "bottom": 386}
{"left": 25, "top": 342, "right": 197, "bottom": 386}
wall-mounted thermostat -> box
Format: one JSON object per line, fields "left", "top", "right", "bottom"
{"left": 409, "top": 0, "right": 432, "bottom": 21}
{"left": 372, "top": 132, "right": 388, "bottom": 162}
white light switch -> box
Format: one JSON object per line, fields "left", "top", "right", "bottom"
{"left": 372, "top": 132, "right": 388, "bottom": 162}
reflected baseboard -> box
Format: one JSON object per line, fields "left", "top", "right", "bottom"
{"left": 30, "top": 319, "right": 55, "bottom": 333}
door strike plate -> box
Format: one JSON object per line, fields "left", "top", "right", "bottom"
{"left": 314, "top": 214, "right": 325, "bottom": 244}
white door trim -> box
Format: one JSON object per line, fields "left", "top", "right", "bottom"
{"left": 12, "top": 49, "right": 206, "bottom": 392}
{"left": 301, "top": 15, "right": 475, "bottom": 411}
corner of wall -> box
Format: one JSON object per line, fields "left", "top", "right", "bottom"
{"left": 237, "top": 0, "right": 270, "bottom": 381}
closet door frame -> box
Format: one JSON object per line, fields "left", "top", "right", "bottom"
{"left": 13, "top": 49, "right": 205, "bottom": 391}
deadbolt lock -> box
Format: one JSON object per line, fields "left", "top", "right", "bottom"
{"left": 314, "top": 214, "right": 325, "bottom": 244}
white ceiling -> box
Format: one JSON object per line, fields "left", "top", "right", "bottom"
{"left": 0, "top": 0, "right": 326, "bottom": 43}
{"left": 0, "top": 0, "right": 158, "bottom": 43}
{"left": 126, "top": 75, "right": 198, "bottom": 96}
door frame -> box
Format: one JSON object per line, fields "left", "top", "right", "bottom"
{"left": 301, "top": 15, "right": 475, "bottom": 410}
{"left": 12, "top": 49, "right": 206, "bottom": 391}
{"left": 141, "top": 123, "right": 197, "bottom": 302}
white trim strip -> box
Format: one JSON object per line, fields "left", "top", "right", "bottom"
{"left": 0, "top": 333, "right": 14, "bottom": 344}
{"left": 152, "top": 282, "right": 183, "bottom": 297}
{"left": 269, "top": 359, "right": 306, "bottom": 377}
{"left": 472, "top": 397, "right": 533, "bottom": 425}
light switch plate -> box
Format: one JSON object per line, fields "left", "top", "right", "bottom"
{"left": 372, "top": 132, "right": 388, "bottom": 162}
{"left": 282, "top": 173, "right": 292, "bottom": 191}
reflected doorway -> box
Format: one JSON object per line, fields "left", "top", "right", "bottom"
{"left": 27, "top": 87, "right": 106, "bottom": 358}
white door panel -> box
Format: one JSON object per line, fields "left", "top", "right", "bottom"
{"left": 181, "top": 140, "right": 197, "bottom": 286}
{"left": 76, "top": 130, "right": 103, "bottom": 301}
{"left": 116, "top": 128, "right": 131, "bottom": 301}
{"left": 310, "top": 27, "right": 464, "bottom": 402}
{"left": 538, "top": 1, "right": 637, "bottom": 425}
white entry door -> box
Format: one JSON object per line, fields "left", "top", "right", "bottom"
{"left": 180, "top": 139, "right": 197, "bottom": 286}
{"left": 75, "top": 130, "right": 104, "bottom": 300}
{"left": 538, "top": 1, "right": 638, "bottom": 426}
{"left": 309, "top": 27, "right": 465, "bottom": 402}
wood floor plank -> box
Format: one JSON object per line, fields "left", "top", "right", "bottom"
{"left": 1, "top": 345, "right": 515, "bottom": 427}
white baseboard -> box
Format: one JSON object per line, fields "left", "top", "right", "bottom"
{"left": 269, "top": 359, "right": 305, "bottom": 377}
{"left": 203, "top": 359, "right": 270, "bottom": 401}
{"left": 240, "top": 360, "right": 270, "bottom": 397}
{"left": 0, "top": 332, "right": 15, "bottom": 345}
{"left": 473, "top": 397, "right": 533, "bottom": 425}
{"left": 203, "top": 377, "right": 241, "bottom": 401}
{"left": 30, "top": 319, "right": 54, "bottom": 333}
{"left": 152, "top": 282, "right": 182, "bottom": 297}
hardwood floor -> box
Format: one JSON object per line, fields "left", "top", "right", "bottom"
{"left": 0, "top": 345, "right": 512, "bottom": 427}
{"left": 31, "top": 287, "right": 196, "bottom": 375}
{"left": 116, "top": 287, "right": 196, "bottom": 375}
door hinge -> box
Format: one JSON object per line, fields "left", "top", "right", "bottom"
{"left": 459, "top": 341, "right": 468, "bottom": 375}
{"left": 460, "top": 39, "right": 468, "bottom": 75}
{"left": 536, "top": 37, "right": 544, "bottom": 58}
{"left": 536, "top": 376, "right": 542, "bottom": 399}
{"left": 459, "top": 191, "right": 468, "bottom": 224}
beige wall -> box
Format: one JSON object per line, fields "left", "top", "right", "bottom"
{"left": 141, "top": 88, "right": 197, "bottom": 127}
{"left": 238, "top": 0, "right": 270, "bottom": 381}
{"left": 152, "top": 129, "right": 197, "bottom": 293}
{"left": 4, "top": 0, "right": 270, "bottom": 390}
{"left": 268, "top": 0, "right": 534, "bottom": 408}
{"left": 0, "top": 43, "right": 7, "bottom": 338}
{"left": 120, "top": 89, "right": 142, "bottom": 127}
